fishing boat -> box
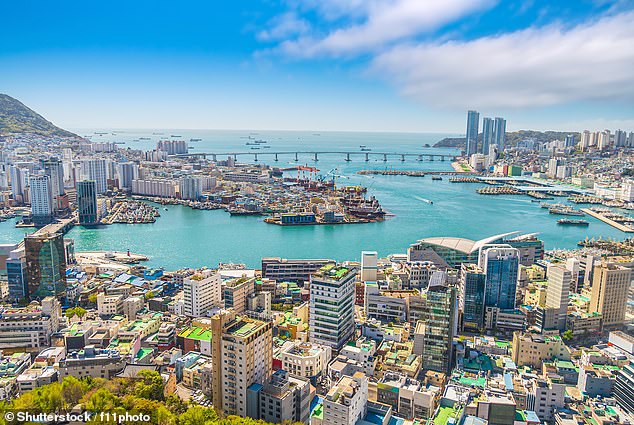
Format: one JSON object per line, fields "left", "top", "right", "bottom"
{"left": 549, "top": 207, "right": 584, "bottom": 216}
{"left": 557, "top": 219, "right": 589, "bottom": 226}
{"left": 431, "top": 176, "right": 443, "bottom": 181}
{"left": 360, "top": 148, "right": 371, "bottom": 151}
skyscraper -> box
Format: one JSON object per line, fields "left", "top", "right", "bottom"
{"left": 80, "top": 159, "right": 108, "bottom": 194}
{"left": 179, "top": 176, "right": 202, "bottom": 201}
{"left": 77, "top": 180, "right": 98, "bottom": 226}
{"left": 589, "top": 261, "right": 631, "bottom": 328}
{"left": 211, "top": 310, "right": 272, "bottom": 417}
{"left": 29, "top": 175, "right": 53, "bottom": 226}
{"left": 481, "top": 117, "right": 494, "bottom": 155}
{"left": 6, "top": 245, "right": 27, "bottom": 302}
{"left": 545, "top": 264, "right": 571, "bottom": 331}
{"left": 413, "top": 282, "right": 457, "bottom": 373}
{"left": 459, "top": 264, "right": 487, "bottom": 332}
{"left": 116, "top": 162, "right": 139, "bottom": 190}
{"left": 466, "top": 110, "right": 480, "bottom": 156}
{"left": 10, "top": 166, "right": 29, "bottom": 204}
{"left": 24, "top": 232, "right": 67, "bottom": 300}
{"left": 479, "top": 246, "right": 519, "bottom": 310}
{"left": 42, "top": 158, "right": 65, "bottom": 199}
{"left": 493, "top": 117, "right": 507, "bottom": 150}
{"left": 309, "top": 264, "right": 356, "bottom": 350}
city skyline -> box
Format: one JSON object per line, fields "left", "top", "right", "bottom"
{"left": 2, "top": 1, "right": 634, "bottom": 133}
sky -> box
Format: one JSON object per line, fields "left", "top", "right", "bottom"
{"left": 2, "top": 0, "right": 634, "bottom": 133}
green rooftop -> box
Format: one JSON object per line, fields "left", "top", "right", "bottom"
{"left": 433, "top": 406, "right": 462, "bottom": 425}
{"left": 179, "top": 326, "right": 212, "bottom": 342}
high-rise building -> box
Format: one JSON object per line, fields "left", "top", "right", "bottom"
{"left": 597, "top": 130, "right": 611, "bottom": 150}
{"left": 360, "top": 251, "right": 378, "bottom": 282}
{"left": 29, "top": 175, "right": 53, "bottom": 226}
{"left": 481, "top": 117, "right": 494, "bottom": 155}
{"left": 116, "top": 162, "right": 139, "bottom": 190}
{"left": 589, "top": 261, "right": 631, "bottom": 328}
{"left": 493, "top": 117, "right": 507, "bottom": 150}
{"left": 412, "top": 283, "right": 457, "bottom": 373}
{"left": 211, "top": 310, "right": 272, "bottom": 417}
{"left": 179, "top": 176, "right": 202, "bottom": 201}
{"left": 183, "top": 270, "right": 222, "bottom": 317}
{"left": 615, "top": 129, "right": 628, "bottom": 147}
{"left": 10, "top": 166, "right": 29, "bottom": 204}
{"left": 466, "top": 110, "right": 480, "bottom": 156}
{"left": 544, "top": 264, "right": 571, "bottom": 331}
{"left": 77, "top": 181, "right": 98, "bottom": 226}
{"left": 42, "top": 158, "right": 65, "bottom": 199}
{"left": 564, "top": 134, "right": 576, "bottom": 148}
{"left": 309, "top": 264, "right": 356, "bottom": 350}
{"left": 6, "top": 245, "right": 27, "bottom": 302}
{"left": 459, "top": 264, "right": 486, "bottom": 332}
{"left": 479, "top": 246, "right": 519, "bottom": 310}
{"left": 80, "top": 159, "right": 108, "bottom": 194}
{"left": 224, "top": 276, "right": 256, "bottom": 315}
{"left": 24, "top": 232, "right": 67, "bottom": 300}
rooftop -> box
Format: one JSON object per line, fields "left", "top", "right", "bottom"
{"left": 178, "top": 326, "right": 212, "bottom": 342}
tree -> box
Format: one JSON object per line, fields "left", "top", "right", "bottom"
{"left": 65, "top": 307, "right": 87, "bottom": 319}
{"left": 88, "top": 293, "right": 98, "bottom": 304}
{"left": 177, "top": 406, "right": 218, "bottom": 425}
{"left": 61, "top": 376, "right": 89, "bottom": 409}
{"left": 134, "top": 370, "right": 165, "bottom": 401}
{"left": 562, "top": 330, "right": 574, "bottom": 341}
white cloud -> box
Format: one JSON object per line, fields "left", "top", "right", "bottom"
{"left": 275, "top": 0, "right": 495, "bottom": 57}
{"left": 257, "top": 12, "right": 310, "bottom": 42}
{"left": 372, "top": 11, "right": 634, "bottom": 109}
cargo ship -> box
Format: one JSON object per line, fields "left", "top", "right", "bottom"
{"left": 558, "top": 219, "right": 589, "bottom": 226}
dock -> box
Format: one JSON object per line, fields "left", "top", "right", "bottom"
{"left": 581, "top": 208, "right": 634, "bottom": 232}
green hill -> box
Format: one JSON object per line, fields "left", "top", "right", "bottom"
{"left": 0, "top": 93, "right": 77, "bottom": 137}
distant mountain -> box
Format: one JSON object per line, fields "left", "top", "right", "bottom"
{"left": 434, "top": 130, "right": 580, "bottom": 149}
{"left": 0, "top": 94, "right": 77, "bottom": 137}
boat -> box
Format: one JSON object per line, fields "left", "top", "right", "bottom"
{"left": 423, "top": 144, "right": 431, "bottom": 148}
{"left": 558, "top": 219, "right": 589, "bottom": 226}
{"left": 360, "top": 148, "right": 371, "bottom": 151}
{"left": 360, "top": 145, "right": 366, "bottom": 148}
{"left": 263, "top": 146, "right": 271, "bottom": 148}
{"left": 139, "top": 137, "right": 151, "bottom": 140}
{"left": 164, "top": 208, "right": 168, "bottom": 211}
{"left": 432, "top": 176, "right": 443, "bottom": 181}
{"left": 549, "top": 207, "right": 584, "bottom": 216}
{"left": 190, "top": 138, "right": 202, "bottom": 141}
{"left": 170, "top": 135, "right": 181, "bottom": 138}
{"left": 246, "top": 142, "right": 257, "bottom": 145}
{"left": 250, "top": 147, "right": 260, "bottom": 150}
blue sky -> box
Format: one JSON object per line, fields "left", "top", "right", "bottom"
{"left": 2, "top": 0, "right": 634, "bottom": 132}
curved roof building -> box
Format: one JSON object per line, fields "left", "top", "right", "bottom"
{"left": 408, "top": 232, "right": 542, "bottom": 267}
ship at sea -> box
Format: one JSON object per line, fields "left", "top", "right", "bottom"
{"left": 558, "top": 219, "right": 589, "bottom": 226}
{"left": 549, "top": 207, "right": 584, "bottom": 216}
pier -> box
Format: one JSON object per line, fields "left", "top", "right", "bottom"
{"left": 581, "top": 208, "right": 634, "bottom": 233}
{"left": 173, "top": 151, "right": 458, "bottom": 162}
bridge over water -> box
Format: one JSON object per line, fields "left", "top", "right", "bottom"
{"left": 173, "top": 151, "right": 458, "bottom": 162}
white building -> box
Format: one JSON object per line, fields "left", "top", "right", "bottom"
{"left": 80, "top": 159, "right": 108, "bottom": 194}
{"left": 96, "top": 293, "right": 124, "bottom": 316}
{"left": 131, "top": 179, "right": 177, "bottom": 198}
{"left": 183, "top": 270, "right": 222, "bottom": 317}
{"left": 322, "top": 373, "right": 368, "bottom": 425}
{"left": 309, "top": 265, "right": 356, "bottom": 350}
{"left": 29, "top": 175, "right": 53, "bottom": 223}
{"left": 281, "top": 341, "right": 331, "bottom": 384}
{"left": 360, "top": 251, "right": 378, "bottom": 282}
{"left": 545, "top": 264, "right": 571, "bottom": 331}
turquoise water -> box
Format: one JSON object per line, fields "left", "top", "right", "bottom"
{"left": 0, "top": 130, "right": 628, "bottom": 269}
